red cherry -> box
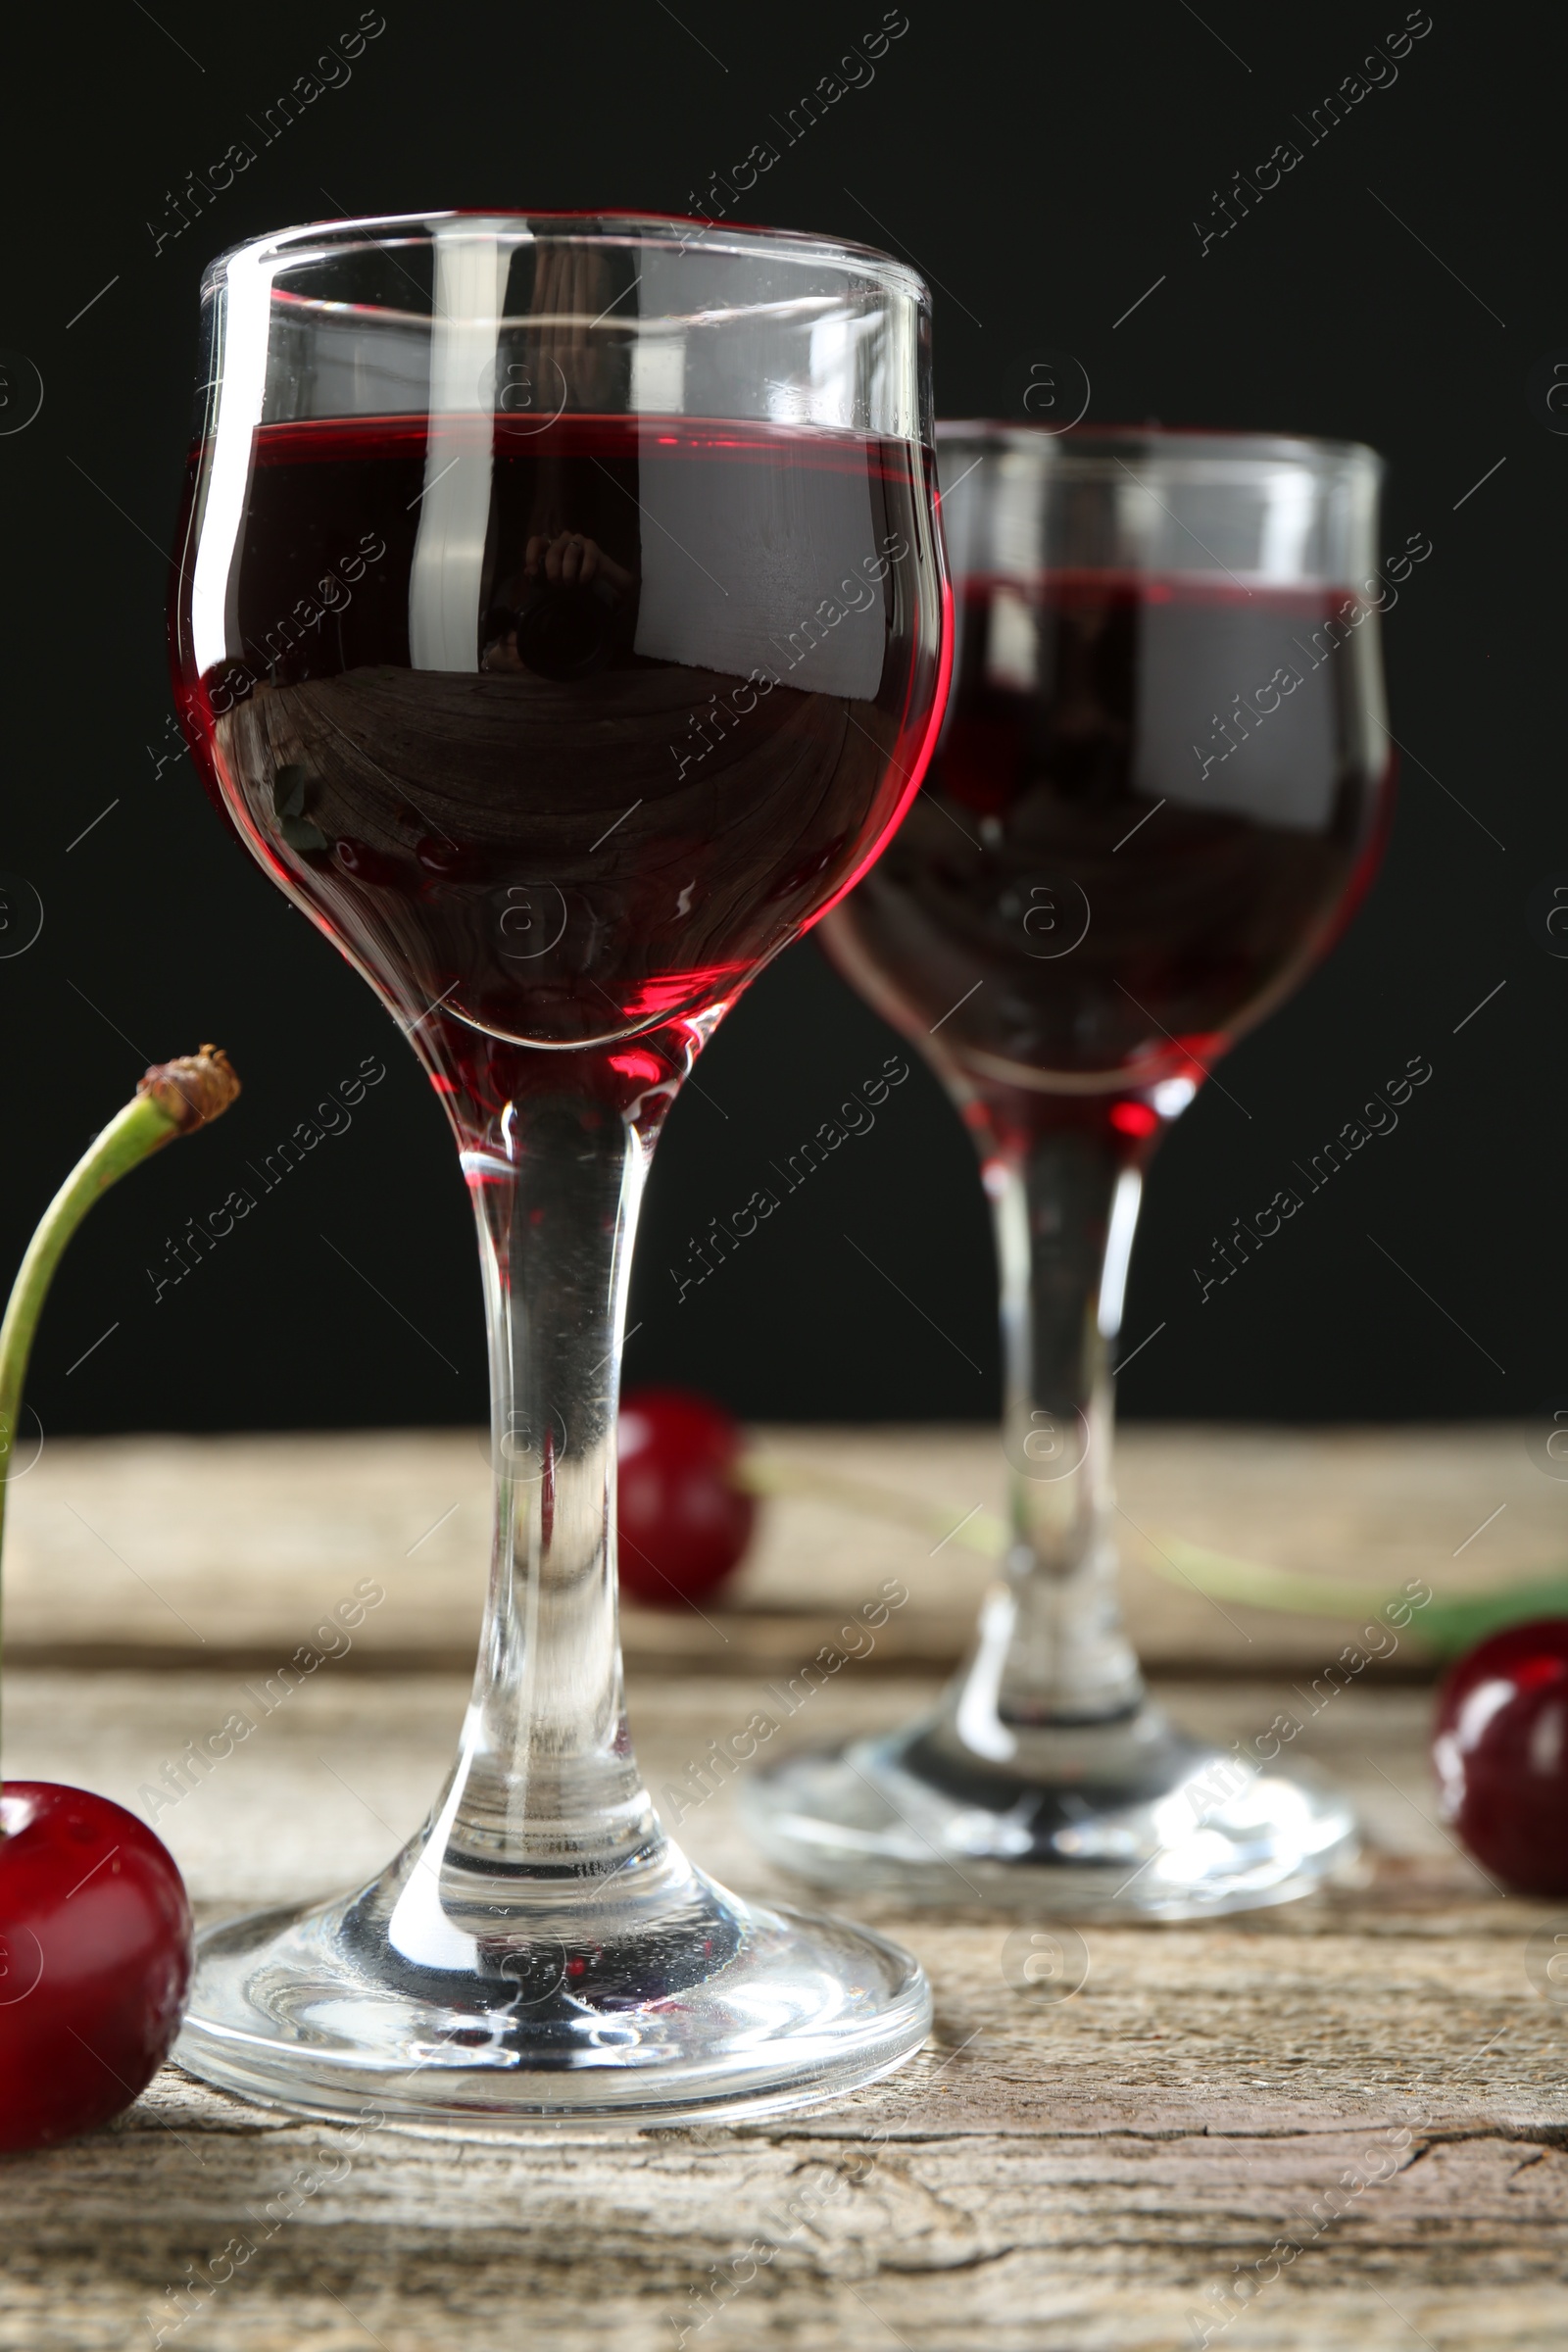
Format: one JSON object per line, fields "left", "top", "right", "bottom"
{"left": 616, "top": 1387, "right": 756, "bottom": 1606}
{"left": 1432, "top": 1619, "right": 1568, "bottom": 1894}
{"left": 0, "top": 1782, "right": 192, "bottom": 2150}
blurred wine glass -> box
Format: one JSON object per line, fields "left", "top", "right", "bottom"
{"left": 744, "top": 422, "right": 1393, "bottom": 1916}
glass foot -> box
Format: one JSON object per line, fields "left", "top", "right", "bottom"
{"left": 740, "top": 1702, "right": 1358, "bottom": 1920}
{"left": 176, "top": 1838, "right": 930, "bottom": 2130}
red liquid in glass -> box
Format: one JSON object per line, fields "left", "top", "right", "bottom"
{"left": 172, "top": 414, "right": 946, "bottom": 1116}
{"left": 824, "top": 572, "right": 1391, "bottom": 1143}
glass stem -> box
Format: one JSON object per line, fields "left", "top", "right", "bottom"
{"left": 476, "top": 1090, "right": 654, "bottom": 1861}
{"left": 424, "top": 1082, "right": 663, "bottom": 1917}
{"left": 950, "top": 1117, "right": 1148, "bottom": 1751}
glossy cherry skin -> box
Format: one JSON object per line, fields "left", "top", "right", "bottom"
{"left": 1432, "top": 1620, "right": 1568, "bottom": 1894}
{"left": 0, "top": 1782, "right": 193, "bottom": 2150}
{"left": 616, "top": 1387, "right": 756, "bottom": 1605}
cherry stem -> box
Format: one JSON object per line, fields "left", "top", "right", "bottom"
{"left": 0, "top": 1048, "right": 239, "bottom": 1787}
{"left": 735, "top": 1454, "right": 1009, "bottom": 1557}
{"left": 739, "top": 1452, "right": 1387, "bottom": 1603}
{"left": 737, "top": 1451, "right": 1565, "bottom": 1658}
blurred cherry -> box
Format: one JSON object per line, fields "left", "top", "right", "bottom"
{"left": 1432, "top": 1618, "right": 1568, "bottom": 1893}
{"left": 0, "top": 1783, "right": 192, "bottom": 2149}
{"left": 616, "top": 1387, "right": 756, "bottom": 1606}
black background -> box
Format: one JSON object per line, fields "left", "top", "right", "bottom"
{"left": 0, "top": 0, "right": 1556, "bottom": 1439}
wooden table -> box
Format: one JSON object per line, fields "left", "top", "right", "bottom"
{"left": 4, "top": 1427, "right": 1566, "bottom": 2349}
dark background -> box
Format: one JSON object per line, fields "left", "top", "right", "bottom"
{"left": 0, "top": 0, "right": 1556, "bottom": 1438}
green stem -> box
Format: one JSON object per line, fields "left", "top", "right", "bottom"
{"left": 1152, "top": 1537, "right": 1568, "bottom": 1658}
{"left": 739, "top": 1453, "right": 1568, "bottom": 1661}
{"left": 0, "top": 1049, "right": 240, "bottom": 1787}
{"left": 736, "top": 1455, "right": 1010, "bottom": 1557}
{"left": 1151, "top": 1536, "right": 1397, "bottom": 1620}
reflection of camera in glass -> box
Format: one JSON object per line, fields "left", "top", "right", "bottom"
{"left": 503, "top": 575, "right": 620, "bottom": 681}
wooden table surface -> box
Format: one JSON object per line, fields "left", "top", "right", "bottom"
{"left": 4, "top": 1426, "right": 1567, "bottom": 2350}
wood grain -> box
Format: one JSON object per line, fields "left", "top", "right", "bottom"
{"left": 5, "top": 1663, "right": 1568, "bottom": 2348}
{"left": 3, "top": 1423, "right": 1555, "bottom": 1674}
{"left": 3, "top": 1429, "right": 1564, "bottom": 2348}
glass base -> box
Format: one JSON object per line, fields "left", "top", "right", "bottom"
{"left": 176, "top": 1843, "right": 930, "bottom": 2130}
{"left": 740, "top": 1702, "right": 1358, "bottom": 1920}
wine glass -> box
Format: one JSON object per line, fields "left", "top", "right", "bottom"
{"left": 169, "top": 211, "right": 950, "bottom": 2123}
{"left": 742, "top": 423, "right": 1392, "bottom": 1915}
